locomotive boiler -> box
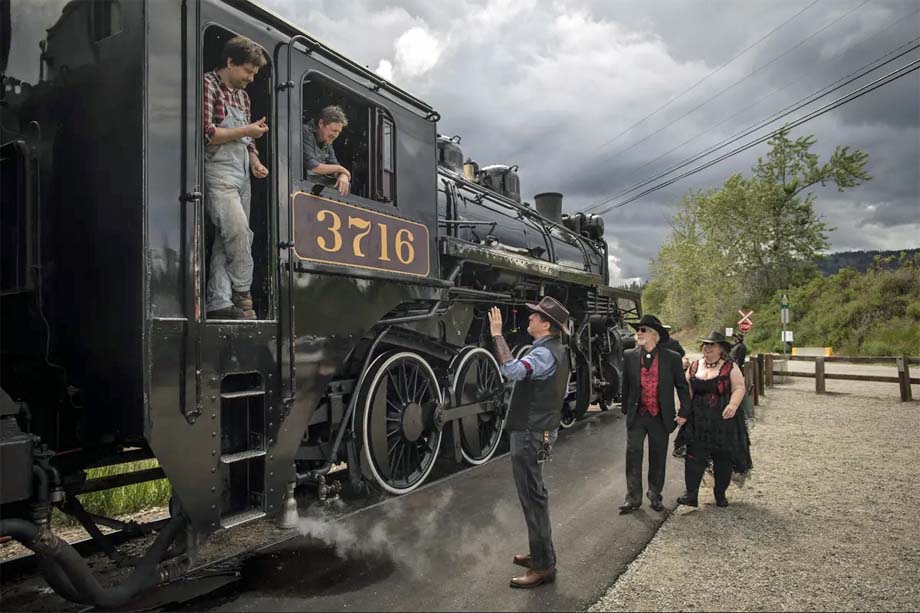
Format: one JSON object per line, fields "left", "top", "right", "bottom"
{"left": 0, "top": 0, "right": 640, "bottom": 605}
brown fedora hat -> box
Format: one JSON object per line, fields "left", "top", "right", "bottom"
{"left": 627, "top": 314, "right": 670, "bottom": 343}
{"left": 526, "top": 296, "right": 570, "bottom": 333}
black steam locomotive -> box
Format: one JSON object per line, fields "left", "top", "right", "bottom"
{"left": 0, "top": 0, "right": 639, "bottom": 605}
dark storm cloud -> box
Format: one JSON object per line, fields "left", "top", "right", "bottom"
{"left": 262, "top": 0, "right": 920, "bottom": 279}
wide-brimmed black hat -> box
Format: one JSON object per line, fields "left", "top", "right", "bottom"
{"left": 526, "top": 296, "right": 570, "bottom": 333}
{"left": 698, "top": 330, "right": 732, "bottom": 352}
{"left": 627, "top": 314, "right": 670, "bottom": 343}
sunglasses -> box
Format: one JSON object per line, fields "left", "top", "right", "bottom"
{"left": 637, "top": 326, "right": 650, "bottom": 333}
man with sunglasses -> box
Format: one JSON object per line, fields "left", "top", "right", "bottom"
{"left": 619, "top": 315, "right": 691, "bottom": 513}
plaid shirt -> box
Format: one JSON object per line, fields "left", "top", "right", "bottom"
{"left": 203, "top": 70, "right": 257, "bottom": 155}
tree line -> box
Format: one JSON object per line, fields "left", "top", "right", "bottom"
{"left": 635, "top": 128, "right": 920, "bottom": 355}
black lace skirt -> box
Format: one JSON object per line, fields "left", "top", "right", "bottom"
{"left": 674, "top": 394, "right": 753, "bottom": 474}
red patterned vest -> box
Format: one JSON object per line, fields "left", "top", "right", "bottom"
{"left": 639, "top": 353, "right": 660, "bottom": 417}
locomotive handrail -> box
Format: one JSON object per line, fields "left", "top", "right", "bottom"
{"left": 278, "top": 36, "right": 313, "bottom": 410}
{"left": 277, "top": 34, "right": 316, "bottom": 92}
{"left": 450, "top": 174, "right": 605, "bottom": 264}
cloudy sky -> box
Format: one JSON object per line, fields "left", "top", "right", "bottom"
{"left": 262, "top": 0, "right": 919, "bottom": 283}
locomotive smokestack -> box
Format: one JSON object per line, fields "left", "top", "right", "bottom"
{"left": 534, "top": 192, "right": 563, "bottom": 223}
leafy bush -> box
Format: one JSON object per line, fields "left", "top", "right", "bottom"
{"left": 741, "top": 255, "right": 920, "bottom": 356}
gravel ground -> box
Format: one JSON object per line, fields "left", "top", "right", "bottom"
{"left": 590, "top": 375, "right": 920, "bottom": 612}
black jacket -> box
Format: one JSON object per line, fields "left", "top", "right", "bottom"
{"left": 620, "top": 346, "right": 691, "bottom": 433}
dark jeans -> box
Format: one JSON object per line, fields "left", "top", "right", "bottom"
{"left": 684, "top": 443, "right": 732, "bottom": 500}
{"left": 625, "top": 411, "right": 668, "bottom": 504}
{"left": 510, "top": 429, "right": 558, "bottom": 570}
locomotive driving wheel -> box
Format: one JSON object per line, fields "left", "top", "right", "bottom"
{"left": 559, "top": 371, "right": 578, "bottom": 429}
{"left": 451, "top": 347, "right": 506, "bottom": 465}
{"left": 354, "top": 351, "right": 444, "bottom": 495}
{"left": 560, "top": 359, "right": 591, "bottom": 429}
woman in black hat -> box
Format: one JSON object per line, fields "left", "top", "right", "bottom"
{"left": 675, "top": 331, "right": 752, "bottom": 508}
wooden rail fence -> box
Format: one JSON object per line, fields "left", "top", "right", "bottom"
{"left": 759, "top": 354, "right": 919, "bottom": 401}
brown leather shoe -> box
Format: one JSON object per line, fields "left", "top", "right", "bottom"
{"left": 509, "top": 566, "right": 556, "bottom": 589}
{"left": 231, "top": 291, "right": 254, "bottom": 311}
{"left": 513, "top": 554, "right": 532, "bottom": 568}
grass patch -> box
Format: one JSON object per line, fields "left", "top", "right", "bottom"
{"left": 53, "top": 459, "right": 172, "bottom": 527}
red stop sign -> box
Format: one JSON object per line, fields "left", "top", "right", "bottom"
{"left": 739, "top": 320, "right": 752, "bottom": 332}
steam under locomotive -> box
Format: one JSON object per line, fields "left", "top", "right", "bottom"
{"left": 0, "top": 0, "right": 640, "bottom": 606}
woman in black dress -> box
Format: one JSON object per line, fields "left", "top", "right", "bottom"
{"left": 675, "top": 331, "right": 752, "bottom": 507}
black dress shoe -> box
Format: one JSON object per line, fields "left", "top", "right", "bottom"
{"left": 650, "top": 500, "right": 664, "bottom": 512}
{"left": 676, "top": 494, "right": 698, "bottom": 507}
{"left": 715, "top": 496, "right": 729, "bottom": 507}
{"left": 618, "top": 501, "right": 641, "bottom": 513}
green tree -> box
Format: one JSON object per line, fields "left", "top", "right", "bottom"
{"left": 645, "top": 129, "right": 870, "bottom": 329}
{"left": 746, "top": 129, "right": 870, "bottom": 292}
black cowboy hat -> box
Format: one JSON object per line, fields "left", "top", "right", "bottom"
{"left": 698, "top": 330, "right": 732, "bottom": 352}
{"left": 526, "top": 296, "right": 571, "bottom": 333}
{"left": 627, "top": 314, "right": 670, "bottom": 343}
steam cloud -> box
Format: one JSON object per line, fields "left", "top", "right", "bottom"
{"left": 296, "top": 488, "right": 520, "bottom": 578}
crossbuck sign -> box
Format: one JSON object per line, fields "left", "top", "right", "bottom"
{"left": 738, "top": 310, "right": 754, "bottom": 333}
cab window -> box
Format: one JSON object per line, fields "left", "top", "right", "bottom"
{"left": 302, "top": 76, "right": 396, "bottom": 206}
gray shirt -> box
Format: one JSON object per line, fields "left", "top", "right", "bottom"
{"left": 303, "top": 121, "right": 338, "bottom": 172}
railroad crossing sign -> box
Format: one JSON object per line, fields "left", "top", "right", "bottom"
{"left": 737, "top": 309, "right": 753, "bottom": 333}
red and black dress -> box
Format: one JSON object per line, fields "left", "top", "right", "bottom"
{"left": 676, "top": 360, "right": 753, "bottom": 499}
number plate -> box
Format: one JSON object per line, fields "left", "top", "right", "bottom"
{"left": 292, "top": 192, "right": 430, "bottom": 277}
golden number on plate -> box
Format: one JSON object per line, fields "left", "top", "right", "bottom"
{"left": 316, "top": 209, "right": 342, "bottom": 253}
{"left": 377, "top": 222, "right": 391, "bottom": 262}
{"left": 395, "top": 228, "right": 415, "bottom": 264}
{"left": 347, "top": 216, "right": 372, "bottom": 257}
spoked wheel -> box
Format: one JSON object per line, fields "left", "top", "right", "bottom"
{"left": 354, "top": 351, "right": 444, "bottom": 495}
{"left": 559, "top": 371, "right": 578, "bottom": 428}
{"left": 451, "top": 347, "right": 506, "bottom": 465}
{"left": 560, "top": 359, "right": 591, "bottom": 429}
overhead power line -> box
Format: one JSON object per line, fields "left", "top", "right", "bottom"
{"left": 591, "top": 58, "right": 920, "bottom": 217}
{"left": 598, "top": 6, "right": 920, "bottom": 204}
{"left": 597, "top": 0, "right": 869, "bottom": 166}
{"left": 595, "top": 0, "right": 821, "bottom": 152}
{"left": 584, "top": 36, "right": 920, "bottom": 213}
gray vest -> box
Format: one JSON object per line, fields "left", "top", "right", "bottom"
{"left": 506, "top": 336, "right": 570, "bottom": 431}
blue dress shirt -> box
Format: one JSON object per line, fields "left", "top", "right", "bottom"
{"left": 499, "top": 335, "right": 558, "bottom": 381}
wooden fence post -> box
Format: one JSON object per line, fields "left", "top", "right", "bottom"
{"left": 751, "top": 355, "right": 760, "bottom": 406}
{"left": 765, "top": 354, "right": 774, "bottom": 387}
{"left": 756, "top": 354, "right": 766, "bottom": 397}
{"left": 743, "top": 362, "right": 753, "bottom": 401}
{"left": 815, "top": 356, "right": 826, "bottom": 394}
{"left": 898, "top": 357, "right": 913, "bottom": 402}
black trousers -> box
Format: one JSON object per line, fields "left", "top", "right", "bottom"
{"left": 684, "top": 443, "right": 732, "bottom": 499}
{"left": 625, "top": 411, "right": 668, "bottom": 504}
{"left": 510, "top": 429, "right": 557, "bottom": 570}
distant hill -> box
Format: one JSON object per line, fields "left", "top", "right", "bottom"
{"left": 816, "top": 249, "right": 920, "bottom": 276}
